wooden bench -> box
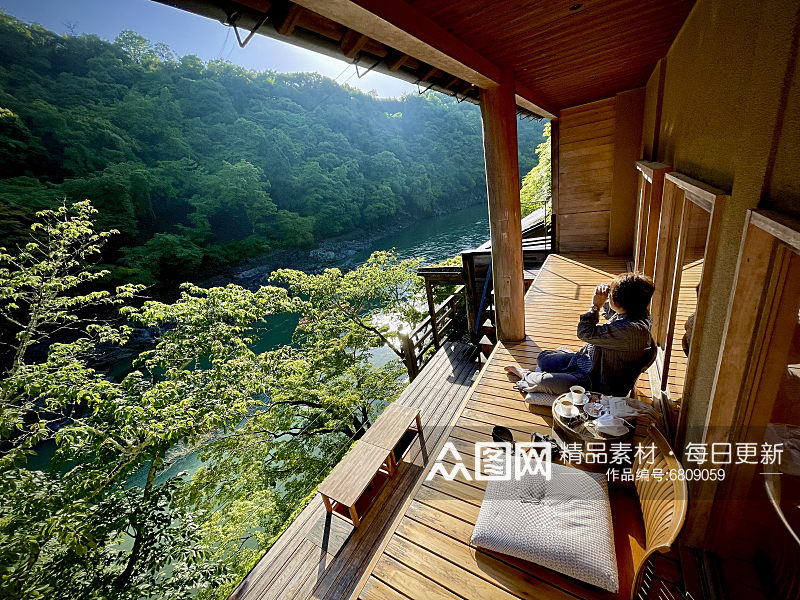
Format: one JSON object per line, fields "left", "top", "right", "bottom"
{"left": 318, "top": 403, "right": 421, "bottom": 527}
{"left": 359, "top": 403, "right": 422, "bottom": 459}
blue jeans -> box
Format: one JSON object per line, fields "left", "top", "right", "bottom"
{"left": 528, "top": 350, "right": 592, "bottom": 395}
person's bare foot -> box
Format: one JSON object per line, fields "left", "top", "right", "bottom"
{"left": 504, "top": 365, "right": 526, "bottom": 379}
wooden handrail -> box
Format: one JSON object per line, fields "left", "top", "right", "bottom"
{"left": 400, "top": 286, "right": 467, "bottom": 380}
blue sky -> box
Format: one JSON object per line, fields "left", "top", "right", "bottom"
{"left": 0, "top": 0, "right": 417, "bottom": 97}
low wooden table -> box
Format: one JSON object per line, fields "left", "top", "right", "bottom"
{"left": 318, "top": 404, "right": 421, "bottom": 527}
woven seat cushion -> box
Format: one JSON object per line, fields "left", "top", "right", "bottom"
{"left": 523, "top": 392, "right": 558, "bottom": 406}
{"left": 470, "top": 461, "right": 619, "bottom": 592}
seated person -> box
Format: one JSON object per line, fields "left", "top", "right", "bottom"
{"left": 506, "top": 272, "right": 656, "bottom": 397}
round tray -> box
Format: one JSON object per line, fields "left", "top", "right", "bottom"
{"left": 551, "top": 393, "right": 635, "bottom": 442}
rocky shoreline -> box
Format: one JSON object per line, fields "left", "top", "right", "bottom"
{"left": 203, "top": 216, "right": 417, "bottom": 291}
{"left": 95, "top": 201, "right": 483, "bottom": 372}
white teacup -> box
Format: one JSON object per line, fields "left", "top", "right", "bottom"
{"left": 569, "top": 385, "right": 585, "bottom": 403}
{"left": 559, "top": 398, "right": 577, "bottom": 418}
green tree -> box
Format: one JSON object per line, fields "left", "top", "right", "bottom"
{"left": 181, "top": 253, "right": 422, "bottom": 596}
{"left": 0, "top": 202, "right": 288, "bottom": 599}
{"left": 0, "top": 11, "right": 546, "bottom": 293}
{"left": 0, "top": 205, "right": 428, "bottom": 600}
{"left": 270, "top": 250, "right": 425, "bottom": 374}
{"left": 520, "top": 121, "right": 552, "bottom": 218}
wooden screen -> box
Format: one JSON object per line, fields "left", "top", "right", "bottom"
{"left": 633, "top": 161, "right": 672, "bottom": 277}
{"left": 641, "top": 173, "right": 727, "bottom": 441}
{"left": 557, "top": 98, "right": 615, "bottom": 252}
{"left": 650, "top": 174, "right": 725, "bottom": 368}
{"left": 699, "top": 211, "right": 800, "bottom": 599}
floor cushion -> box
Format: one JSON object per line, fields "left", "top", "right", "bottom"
{"left": 470, "top": 461, "right": 619, "bottom": 592}
{"left": 524, "top": 391, "right": 558, "bottom": 406}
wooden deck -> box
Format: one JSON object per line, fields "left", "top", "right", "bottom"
{"left": 228, "top": 341, "right": 481, "bottom": 600}
{"left": 230, "top": 253, "right": 688, "bottom": 600}
{"left": 357, "top": 252, "right": 685, "bottom": 600}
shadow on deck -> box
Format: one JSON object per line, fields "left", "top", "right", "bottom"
{"left": 229, "top": 341, "right": 482, "bottom": 600}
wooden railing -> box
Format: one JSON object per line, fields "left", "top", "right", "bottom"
{"left": 399, "top": 286, "right": 466, "bottom": 380}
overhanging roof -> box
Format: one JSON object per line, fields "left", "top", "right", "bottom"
{"left": 155, "top": 0, "right": 695, "bottom": 118}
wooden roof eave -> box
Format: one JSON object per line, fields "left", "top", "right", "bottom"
{"left": 153, "top": 0, "right": 550, "bottom": 119}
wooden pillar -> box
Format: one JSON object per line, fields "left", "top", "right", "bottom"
{"left": 479, "top": 69, "right": 525, "bottom": 341}
{"left": 461, "top": 251, "right": 477, "bottom": 340}
{"left": 550, "top": 118, "right": 559, "bottom": 252}
{"left": 400, "top": 333, "right": 419, "bottom": 381}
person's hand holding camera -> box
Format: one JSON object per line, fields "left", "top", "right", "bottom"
{"left": 592, "top": 283, "right": 610, "bottom": 309}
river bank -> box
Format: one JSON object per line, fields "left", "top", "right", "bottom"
{"left": 203, "top": 201, "right": 491, "bottom": 291}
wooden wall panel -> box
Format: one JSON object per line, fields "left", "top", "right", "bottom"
{"left": 557, "top": 211, "right": 611, "bottom": 252}
{"left": 609, "top": 87, "right": 646, "bottom": 256}
{"left": 557, "top": 97, "right": 616, "bottom": 252}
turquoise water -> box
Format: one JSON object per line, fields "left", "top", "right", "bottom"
{"left": 346, "top": 202, "right": 490, "bottom": 265}
{"left": 123, "top": 203, "right": 491, "bottom": 486}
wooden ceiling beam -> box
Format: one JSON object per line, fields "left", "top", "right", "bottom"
{"left": 516, "top": 82, "right": 556, "bottom": 119}
{"left": 275, "top": 3, "right": 304, "bottom": 36}
{"left": 289, "top": 0, "right": 556, "bottom": 117}
{"left": 290, "top": 0, "right": 497, "bottom": 86}
{"left": 420, "top": 66, "right": 439, "bottom": 83}
{"left": 339, "top": 29, "right": 369, "bottom": 58}
{"left": 444, "top": 76, "right": 460, "bottom": 90}
{"left": 385, "top": 51, "right": 409, "bottom": 72}
{"left": 234, "top": 0, "right": 271, "bottom": 12}
{"left": 457, "top": 81, "right": 476, "bottom": 96}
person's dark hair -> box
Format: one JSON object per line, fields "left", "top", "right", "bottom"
{"left": 609, "top": 272, "right": 655, "bottom": 317}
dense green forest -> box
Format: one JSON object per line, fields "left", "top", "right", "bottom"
{"left": 0, "top": 13, "right": 550, "bottom": 599}
{"left": 0, "top": 12, "right": 545, "bottom": 289}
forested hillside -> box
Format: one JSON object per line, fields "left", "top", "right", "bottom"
{"left": 0, "top": 13, "right": 545, "bottom": 289}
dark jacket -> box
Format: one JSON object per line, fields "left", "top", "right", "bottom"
{"left": 577, "top": 304, "right": 655, "bottom": 396}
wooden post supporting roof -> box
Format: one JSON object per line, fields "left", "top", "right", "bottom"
{"left": 480, "top": 68, "right": 525, "bottom": 342}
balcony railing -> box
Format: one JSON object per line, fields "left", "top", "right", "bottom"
{"left": 399, "top": 285, "right": 466, "bottom": 380}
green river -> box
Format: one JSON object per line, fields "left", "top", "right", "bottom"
{"left": 122, "top": 202, "right": 491, "bottom": 486}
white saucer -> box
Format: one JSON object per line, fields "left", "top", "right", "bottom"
{"left": 555, "top": 402, "right": 579, "bottom": 419}
{"left": 572, "top": 393, "right": 589, "bottom": 406}
{"left": 595, "top": 424, "right": 629, "bottom": 436}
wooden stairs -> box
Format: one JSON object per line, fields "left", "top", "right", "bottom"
{"left": 477, "top": 271, "right": 537, "bottom": 357}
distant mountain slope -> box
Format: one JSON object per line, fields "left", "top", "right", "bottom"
{"left": 0, "top": 12, "right": 545, "bottom": 288}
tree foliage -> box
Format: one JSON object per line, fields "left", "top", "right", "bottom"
{"left": 0, "top": 204, "right": 425, "bottom": 599}
{"left": 0, "top": 12, "right": 545, "bottom": 291}
{"left": 520, "top": 121, "right": 552, "bottom": 218}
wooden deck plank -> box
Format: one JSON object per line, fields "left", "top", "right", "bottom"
{"left": 394, "top": 517, "right": 588, "bottom": 600}
{"left": 260, "top": 541, "right": 332, "bottom": 600}
{"left": 404, "top": 500, "right": 613, "bottom": 600}
{"left": 359, "top": 577, "right": 411, "bottom": 600}
{"left": 382, "top": 534, "right": 528, "bottom": 600}
{"left": 371, "top": 554, "right": 462, "bottom": 600}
